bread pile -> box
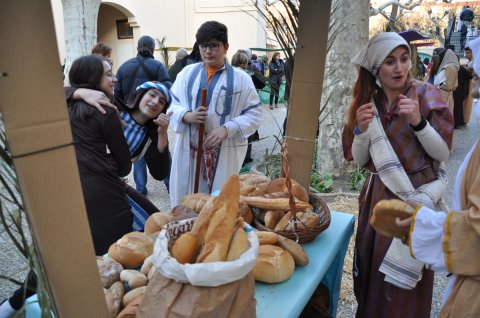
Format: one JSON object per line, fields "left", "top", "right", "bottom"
{"left": 253, "top": 231, "right": 309, "bottom": 283}
{"left": 239, "top": 177, "right": 320, "bottom": 231}
{"left": 170, "top": 174, "right": 251, "bottom": 264}
{"left": 98, "top": 255, "right": 155, "bottom": 318}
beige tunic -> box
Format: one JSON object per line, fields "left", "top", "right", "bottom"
{"left": 409, "top": 140, "right": 480, "bottom": 317}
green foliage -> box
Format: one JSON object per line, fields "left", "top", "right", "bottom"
{"left": 264, "top": 152, "right": 282, "bottom": 179}
{"left": 349, "top": 166, "right": 367, "bottom": 191}
{"left": 310, "top": 172, "right": 333, "bottom": 193}
{"left": 0, "top": 125, "right": 54, "bottom": 317}
{"left": 155, "top": 36, "right": 171, "bottom": 69}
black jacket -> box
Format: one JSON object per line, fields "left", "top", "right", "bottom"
{"left": 114, "top": 55, "right": 171, "bottom": 102}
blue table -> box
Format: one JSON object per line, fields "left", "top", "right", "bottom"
{"left": 256, "top": 211, "right": 355, "bottom": 318}
{"left": 26, "top": 211, "right": 355, "bottom": 318}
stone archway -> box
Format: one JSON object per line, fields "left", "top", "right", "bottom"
{"left": 98, "top": 2, "right": 139, "bottom": 71}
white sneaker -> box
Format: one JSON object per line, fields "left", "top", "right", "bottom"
{"left": 0, "top": 300, "right": 17, "bottom": 318}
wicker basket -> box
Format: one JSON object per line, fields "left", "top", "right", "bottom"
{"left": 252, "top": 192, "right": 331, "bottom": 244}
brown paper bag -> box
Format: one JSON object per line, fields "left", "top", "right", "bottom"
{"left": 137, "top": 271, "right": 256, "bottom": 318}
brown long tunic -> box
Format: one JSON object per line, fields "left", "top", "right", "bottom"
{"left": 342, "top": 81, "right": 454, "bottom": 318}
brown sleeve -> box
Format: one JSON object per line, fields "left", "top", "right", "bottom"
{"left": 64, "top": 86, "right": 77, "bottom": 101}
{"left": 102, "top": 109, "right": 132, "bottom": 177}
{"left": 419, "top": 82, "right": 454, "bottom": 150}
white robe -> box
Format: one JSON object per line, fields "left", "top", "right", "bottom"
{"left": 409, "top": 139, "right": 478, "bottom": 306}
{"left": 168, "top": 62, "right": 262, "bottom": 206}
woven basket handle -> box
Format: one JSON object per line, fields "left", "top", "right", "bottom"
{"left": 281, "top": 140, "right": 299, "bottom": 237}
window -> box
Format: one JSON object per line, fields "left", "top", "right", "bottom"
{"left": 116, "top": 19, "right": 133, "bottom": 39}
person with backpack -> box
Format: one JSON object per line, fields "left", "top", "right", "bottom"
{"left": 114, "top": 35, "right": 172, "bottom": 196}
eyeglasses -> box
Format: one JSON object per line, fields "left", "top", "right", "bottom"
{"left": 199, "top": 42, "right": 222, "bottom": 51}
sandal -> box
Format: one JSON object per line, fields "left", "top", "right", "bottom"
{"left": 269, "top": 105, "right": 274, "bottom": 110}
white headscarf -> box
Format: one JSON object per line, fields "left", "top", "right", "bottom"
{"left": 437, "top": 49, "right": 460, "bottom": 72}
{"left": 352, "top": 32, "right": 411, "bottom": 76}
{"left": 470, "top": 36, "right": 480, "bottom": 117}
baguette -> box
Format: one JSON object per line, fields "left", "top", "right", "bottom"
{"left": 240, "top": 195, "right": 312, "bottom": 211}
{"left": 226, "top": 228, "right": 249, "bottom": 261}
{"left": 196, "top": 175, "right": 240, "bottom": 263}
{"left": 276, "top": 235, "right": 309, "bottom": 266}
{"left": 170, "top": 232, "right": 198, "bottom": 264}
{"left": 190, "top": 196, "right": 216, "bottom": 241}
{"left": 264, "top": 210, "right": 285, "bottom": 229}
{"left": 256, "top": 231, "right": 278, "bottom": 245}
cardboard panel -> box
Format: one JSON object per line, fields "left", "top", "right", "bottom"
{"left": 0, "top": 1, "right": 109, "bottom": 317}
{"left": 285, "top": 1, "right": 332, "bottom": 188}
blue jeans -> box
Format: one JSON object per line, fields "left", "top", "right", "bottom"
{"left": 133, "top": 157, "right": 148, "bottom": 195}
{"left": 133, "top": 151, "right": 172, "bottom": 195}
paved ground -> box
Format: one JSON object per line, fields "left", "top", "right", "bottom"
{"left": 0, "top": 102, "right": 478, "bottom": 317}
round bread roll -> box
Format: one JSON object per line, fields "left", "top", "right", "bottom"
{"left": 239, "top": 173, "right": 270, "bottom": 196}
{"left": 266, "top": 178, "right": 309, "bottom": 203}
{"left": 96, "top": 256, "right": 123, "bottom": 288}
{"left": 171, "top": 205, "right": 198, "bottom": 222}
{"left": 179, "top": 193, "right": 211, "bottom": 212}
{"left": 371, "top": 199, "right": 415, "bottom": 237}
{"left": 254, "top": 245, "right": 295, "bottom": 283}
{"left": 108, "top": 232, "right": 154, "bottom": 268}
{"left": 144, "top": 212, "right": 172, "bottom": 234}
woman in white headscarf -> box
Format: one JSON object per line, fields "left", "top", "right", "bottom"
{"left": 342, "top": 32, "right": 454, "bottom": 318}
{"left": 432, "top": 48, "right": 460, "bottom": 113}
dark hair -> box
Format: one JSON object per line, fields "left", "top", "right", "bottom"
{"left": 91, "top": 42, "right": 112, "bottom": 57}
{"left": 345, "top": 66, "right": 411, "bottom": 137}
{"left": 423, "top": 58, "right": 430, "bottom": 65}
{"left": 137, "top": 35, "right": 155, "bottom": 57}
{"left": 195, "top": 21, "right": 228, "bottom": 46}
{"left": 181, "top": 42, "right": 202, "bottom": 67}
{"left": 125, "top": 83, "right": 168, "bottom": 130}
{"left": 251, "top": 53, "right": 257, "bottom": 60}
{"left": 346, "top": 67, "right": 377, "bottom": 136}
{"left": 69, "top": 55, "right": 110, "bottom": 121}
{"left": 465, "top": 47, "right": 472, "bottom": 52}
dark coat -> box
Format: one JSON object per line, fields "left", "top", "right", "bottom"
{"left": 114, "top": 55, "right": 171, "bottom": 102}
{"left": 268, "top": 59, "right": 285, "bottom": 84}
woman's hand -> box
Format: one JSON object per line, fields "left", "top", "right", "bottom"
{"left": 154, "top": 112, "right": 172, "bottom": 152}
{"left": 356, "top": 103, "right": 374, "bottom": 133}
{"left": 183, "top": 106, "right": 208, "bottom": 124}
{"left": 397, "top": 83, "right": 421, "bottom": 126}
{"left": 153, "top": 112, "right": 172, "bottom": 135}
{"left": 204, "top": 126, "right": 228, "bottom": 149}
{"left": 73, "top": 88, "right": 117, "bottom": 114}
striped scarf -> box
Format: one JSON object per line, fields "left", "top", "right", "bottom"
{"left": 120, "top": 111, "right": 151, "bottom": 162}
{"left": 368, "top": 100, "right": 448, "bottom": 289}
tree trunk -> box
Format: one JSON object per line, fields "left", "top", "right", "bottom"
{"left": 62, "top": 0, "right": 101, "bottom": 84}
{"left": 316, "top": 0, "right": 369, "bottom": 178}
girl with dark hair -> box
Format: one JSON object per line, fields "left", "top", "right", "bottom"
{"left": 68, "top": 55, "right": 133, "bottom": 254}
{"left": 342, "top": 33, "right": 453, "bottom": 318}
{"left": 67, "top": 80, "right": 172, "bottom": 229}
{"left": 0, "top": 55, "right": 132, "bottom": 318}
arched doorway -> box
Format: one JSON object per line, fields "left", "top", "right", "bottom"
{"left": 97, "top": 2, "right": 138, "bottom": 72}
